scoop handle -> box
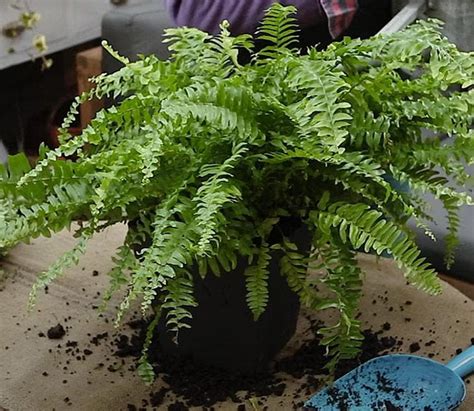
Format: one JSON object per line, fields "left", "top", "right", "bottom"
{"left": 446, "top": 345, "right": 474, "bottom": 378}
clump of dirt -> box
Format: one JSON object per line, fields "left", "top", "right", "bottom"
{"left": 90, "top": 331, "right": 108, "bottom": 346}
{"left": 38, "top": 298, "right": 457, "bottom": 409}
{"left": 47, "top": 323, "right": 66, "bottom": 339}
{"left": 409, "top": 342, "right": 421, "bottom": 353}
{"left": 167, "top": 401, "right": 188, "bottom": 411}
{"left": 114, "top": 332, "right": 144, "bottom": 358}
{"left": 276, "top": 318, "right": 401, "bottom": 409}
{"left": 149, "top": 387, "right": 167, "bottom": 408}
{"left": 116, "top": 317, "right": 403, "bottom": 409}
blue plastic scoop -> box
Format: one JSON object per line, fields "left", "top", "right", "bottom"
{"left": 305, "top": 345, "right": 474, "bottom": 410}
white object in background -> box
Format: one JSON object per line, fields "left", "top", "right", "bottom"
{"left": 0, "top": 140, "right": 8, "bottom": 165}
{"left": 378, "top": 0, "right": 427, "bottom": 34}
{"left": 0, "top": 0, "right": 143, "bottom": 70}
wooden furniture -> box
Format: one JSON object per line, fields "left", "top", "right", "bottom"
{"left": 440, "top": 274, "right": 474, "bottom": 300}
{"left": 76, "top": 46, "right": 103, "bottom": 128}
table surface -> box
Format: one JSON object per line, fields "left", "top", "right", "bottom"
{"left": 0, "top": 224, "right": 473, "bottom": 410}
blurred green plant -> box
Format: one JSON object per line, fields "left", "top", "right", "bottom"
{"left": 2, "top": 0, "right": 52, "bottom": 69}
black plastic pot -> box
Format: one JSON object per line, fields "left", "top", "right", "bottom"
{"left": 152, "top": 219, "right": 312, "bottom": 373}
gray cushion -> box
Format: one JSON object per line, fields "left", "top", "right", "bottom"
{"left": 101, "top": 0, "right": 172, "bottom": 74}
{"left": 0, "top": 140, "right": 8, "bottom": 165}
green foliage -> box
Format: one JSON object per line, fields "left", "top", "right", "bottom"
{"left": 137, "top": 310, "right": 160, "bottom": 385}
{"left": 315, "top": 240, "right": 364, "bottom": 371}
{"left": 256, "top": 3, "right": 299, "bottom": 57}
{"left": 279, "top": 240, "right": 321, "bottom": 308}
{"left": 245, "top": 241, "right": 271, "bottom": 321}
{"left": 1, "top": 5, "right": 473, "bottom": 378}
{"left": 28, "top": 229, "right": 91, "bottom": 309}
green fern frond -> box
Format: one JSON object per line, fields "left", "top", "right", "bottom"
{"left": 137, "top": 351, "right": 156, "bottom": 386}
{"left": 257, "top": 3, "right": 299, "bottom": 58}
{"left": 286, "top": 60, "right": 351, "bottom": 152}
{"left": 390, "top": 165, "right": 474, "bottom": 207}
{"left": 312, "top": 202, "right": 442, "bottom": 294}
{"left": 115, "top": 194, "right": 192, "bottom": 324}
{"left": 194, "top": 144, "right": 247, "bottom": 255}
{"left": 397, "top": 139, "right": 471, "bottom": 186}
{"left": 415, "top": 219, "right": 437, "bottom": 243}
{"left": 0, "top": 152, "right": 31, "bottom": 183}
{"left": 0, "top": 170, "right": 91, "bottom": 249}
{"left": 245, "top": 241, "right": 271, "bottom": 321}
{"left": 208, "top": 20, "right": 254, "bottom": 71}
{"left": 315, "top": 241, "right": 364, "bottom": 370}
{"left": 162, "top": 82, "right": 261, "bottom": 142}
{"left": 348, "top": 107, "right": 391, "bottom": 151}
{"left": 441, "top": 195, "right": 460, "bottom": 269}
{"left": 100, "top": 244, "right": 137, "bottom": 311}
{"left": 137, "top": 311, "right": 160, "bottom": 385}
{"left": 279, "top": 240, "right": 321, "bottom": 308}
{"left": 29, "top": 228, "right": 92, "bottom": 309}
{"left": 164, "top": 26, "right": 212, "bottom": 67}
{"left": 162, "top": 270, "right": 198, "bottom": 338}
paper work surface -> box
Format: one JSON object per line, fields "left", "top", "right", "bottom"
{"left": 1, "top": 224, "right": 473, "bottom": 410}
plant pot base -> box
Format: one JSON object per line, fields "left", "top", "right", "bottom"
{"left": 155, "top": 262, "right": 300, "bottom": 373}
{"left": 153, "top": 222, "right": 312, "bottom": 373}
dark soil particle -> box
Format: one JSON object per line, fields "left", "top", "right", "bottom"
{"left": 409, "top": 342, "right": 420, "bottom": 353}
{"left": 90, "top": 332, "right": 108, "bottom": 346}
{"left": 381, "top": 400, "right": 402, "bottom": 410}
{"left": 382, "top": 322, "right": 391, "bottom": 331}
{"left": 150, "top": 387, "right": 168, "bottom": 408}
{"left": 168, "top": 401, "right": 187, "bottom": 411}
{"left": 47, "top": 324, "right": 66, "bottom": 339}
{"left": 114, "top": 333, "right": 143, "bottom": 358}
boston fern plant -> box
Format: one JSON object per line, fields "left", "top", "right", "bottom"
{"left": 1, "top": 4, "right": 473, "bottom": 381}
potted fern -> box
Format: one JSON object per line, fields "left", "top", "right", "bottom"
{"left": 1, "top": 4, "right": 473, "bottom": 382}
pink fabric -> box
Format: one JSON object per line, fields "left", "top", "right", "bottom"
{"left": 320, "top": 0, "right": 358, "bottom": 38}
